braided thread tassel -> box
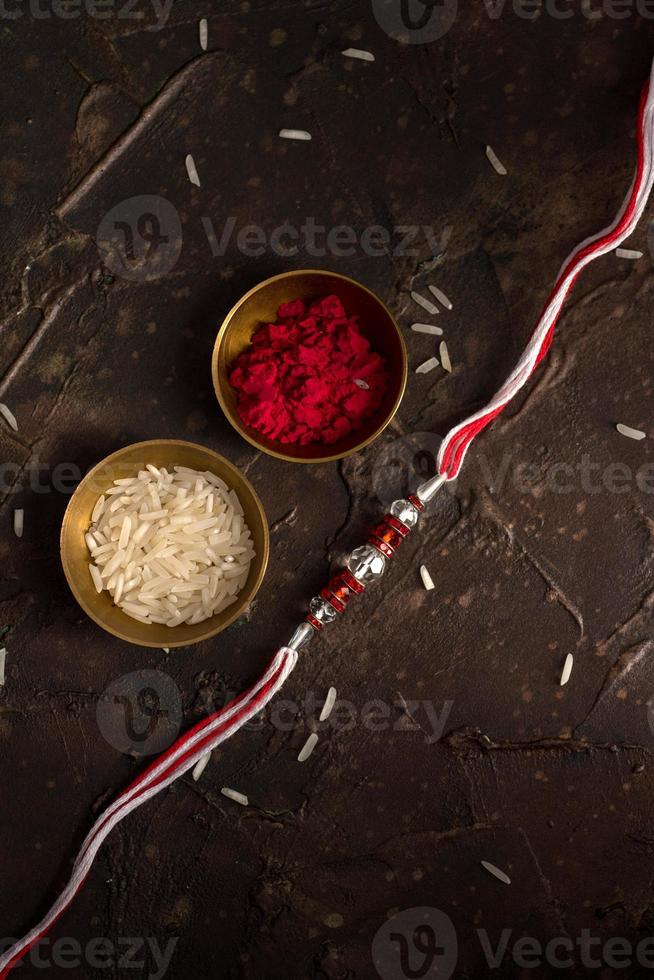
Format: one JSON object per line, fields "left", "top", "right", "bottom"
{"left": 0, "top": 647, "right": 298, "bottom": 978}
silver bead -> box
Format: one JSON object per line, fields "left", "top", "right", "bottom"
{"left": 416, "top": 472, "right": 447, "bottom": 504}
{"left": 346, "top": 544, "right": 386, "bottom": 584}
{"left": 390, "top": 498, "right": 420, "bottom": 529}
{"left": 309, "top": 596, "right": 337, "bottom": 625}
{"left": 288, "top": 622, "right": 314, "bottom": 651}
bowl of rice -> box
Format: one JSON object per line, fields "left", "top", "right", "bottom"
{"left": 60, "top": 440, "right": 269, "bottom": 648}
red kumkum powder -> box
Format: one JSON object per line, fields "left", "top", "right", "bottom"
{"left": 229, "top": 294, "right": 389, "bottom": 445}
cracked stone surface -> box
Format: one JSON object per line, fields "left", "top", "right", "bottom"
{"left": 2, "top": 3, "right": 654, "bottom": 978}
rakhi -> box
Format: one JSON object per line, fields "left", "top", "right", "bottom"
{"left": 2, "top": 61, "right": 654, "bottom": 978}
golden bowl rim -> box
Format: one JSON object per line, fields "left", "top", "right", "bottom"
{"left": 60, "top": 438, "right": 270, "bottom": 648}
{"left": 211, "top": 269, "right": 408, "bottom": 464}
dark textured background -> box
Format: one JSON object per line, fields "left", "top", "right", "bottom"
{"left": 2, "top": 1, "right": 654, "bottom": 977}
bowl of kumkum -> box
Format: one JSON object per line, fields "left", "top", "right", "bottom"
{"left": 212, "top": 270, "right": 408, "bottom": 463}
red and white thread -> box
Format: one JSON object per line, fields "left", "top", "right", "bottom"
{"left": 3, "top": 64, "right": 654, "bottom": 979}
{"left": 0, "top": 647, "right": 298, "bottom": 979}
{"left": 438, "top": 64, "right": 654, "bottom": 481}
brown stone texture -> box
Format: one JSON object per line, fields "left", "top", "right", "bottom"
{"left": 2, "top": 2, "right": 654, "bottom": 978}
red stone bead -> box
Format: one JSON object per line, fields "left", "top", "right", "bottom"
{"left": 371, "top": 522, "right": 404, "bottom": 552}
{"left": 341, "top": 569, "right": 364, "bottom": 594}
{"left": 321, "top": 587, "right": 346, "bottom": 614}
{"left": 368, "top": 535, "right": 394, "bottom": 559}
{"left": 306, "top": 614, "right": 323, "bottom": 631}
{"left": 321, "top": 573, "right": 358, "bottom": 613}
{"left": 385, "top": 514, "right": 410, "bottom": 536}
{"left": 408, "top": 494, "right": 425, "bottom": 512}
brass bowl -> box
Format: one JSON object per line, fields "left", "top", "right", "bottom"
{"left": 60, "top": 439, "right": 269, "bottom": 648}
{"left": 212, "top": 270, "right": 408, "bottom": 463}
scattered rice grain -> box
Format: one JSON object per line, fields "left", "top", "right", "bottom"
{"left": 221, "top": 787, "right": 249, "bottom": 806}
{"left": 411, "top": 291, "right": 439, "bottom": 315}
{"left": 411, "top": 322, "right": 443, "bottom": 336}
{"left": 0, "top": 647, "right": 6, "bottom": 686}
{"left": 354, "top": 378, "right": 369, "bottom": 389}
{"left": 185, "top": 153, "right": 201, "bottom": 187}
{"left": 319, "top": 686, "right": 337, "bottom": 722}
{"left": 0, "top": 403, "right": 18, "bottom": 432}
{"left": 559, "top": 653, "right": 573, "bottom": 687}
{"left": 415, "top": 357, "right": 439, "bottom": 374}
{"left": 486, "top": 145, "right": 507, "bottom": 175}
{"left": 420, "top": 564, "right": 434, "bottom": 591}
{"left": 199, "top": 17, "right": 208, "bottom": 50}
{"left": 298, "top": 733, "right": 319, "bottom": 762}
{"left": 341, "top": 47, "right": 375, "bottom": 61}
{"left": 616, "top": 247, "right": 643, "bottom": 259}
{"left": 192, "top": 751, "right": 211, "bottom": 781}
{"left": 428, "top": 284, "right": 453, "bottom": 310}
{"left": 279, "top": 128, "right": 312, "bottom": 141}
{"left": 616, "top": 423, "right": 646, "bottom": 440}
{"left": 439, "top": 341, "right": 452, "bottom": 373}
{"left": 481, "top": 860, "right": 511, "bottom": 885}
{"left": 13, "top": 509, "right": 23, "bottom": 538}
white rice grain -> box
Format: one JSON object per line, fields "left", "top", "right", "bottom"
{"left": 0, "top": 648, "right": 6, "bottom": 686}
{"left": 439, "top": 341, "right": 452, "bottom": 373}
{"left": 88, "top": 466, "right": 254, "bottom": 628}
{"left": 486, "top": 145, "right": 508, "bottom": 175}
{"left": 118, "top": 515, "right": 131, "bottom": 550}
{"left": 279, "top": 128, "right": 312, "bottom": 141}
{"left": 341, "top": 47, "right": 375, "bottom": 62}
{"left": 481, "top": 860, "right": 511, "bottom": 885}
{"left": 319, "top": 687, "right": 337, "bottom": 722}
{"left": 420, "top": 564, "right": 434, "bottom": 591}
{"left": 354, "top": 378, "right": 370, "bottom": 389}
{"left": 411, "top": 322, "right": 443, "bottom": 336}
{"left": 185, "top": 153, "right": 201, "bottom": 187}
{"left": 13, "top": 509, "right": 23, "bottom": 538}
{"left": 91, "top": 494, "right": 106, "bottom": 524}
{"left": 192, "top": 751, "right": 211, "bottom": 781}
{"left": 559, "top": 653, "right": 574, "bottom": 687}
{"left": 298, "top": 733, "right": 319, "bottom": 762}
{"left": 221, "top": 787, "right": 249, "bottom": 806}
{"left": 415, "top": 357, "right": 439, "bottom": 374}
{"left": 89, "top": 563, "right": 104, "bottom": 593}
{"left": 428, "top": 284, "right": 453, "bottom": 310}
{"left": 615, "top": 247, "right": 643, "bottom": 259}
{"left": 616, "top": 423, "right": 646, "bottom": 440}
{"left": 199, "top": 17, "right": 208, "bottom": 50}
{"left": 411, "top": 291, "right": 439, "bottom": 315}
{"left": 0, "top": 403, "right": 18, "bottom": 432}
